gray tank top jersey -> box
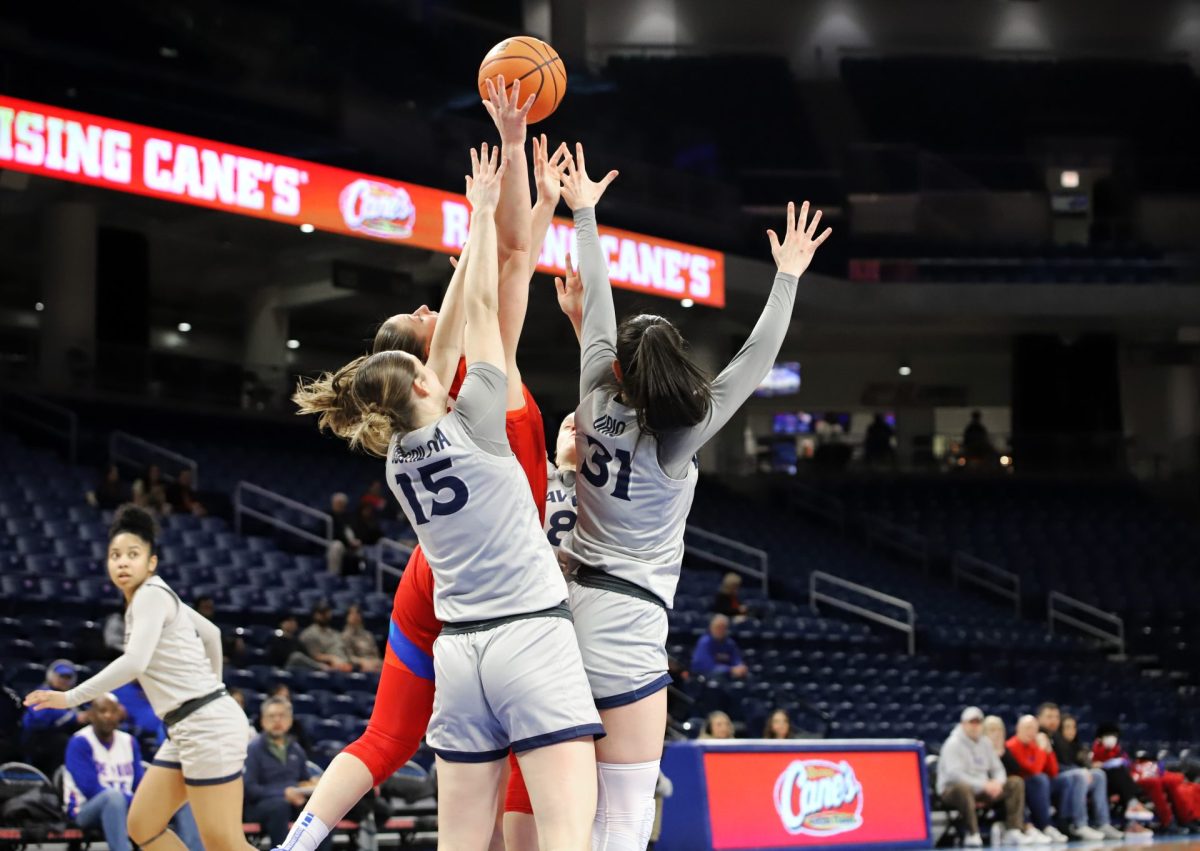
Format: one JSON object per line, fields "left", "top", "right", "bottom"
{"left": 561, "top": 389, "right": 698, "bottom": 608}
{"left": 544, "top": 467, "right": 577, "bottom": 550}
{"left": 123, "top": 578, "right": 222, "bottom": 715}
{"left": 386, "top": 406, "right": 566, "bottom": 623}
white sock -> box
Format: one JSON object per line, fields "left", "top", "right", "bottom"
{"left": 279, "top": 811, "right": 331, "bottom": 851}
{"left": 592, "top": 760, "right": 660, "bottom": 851}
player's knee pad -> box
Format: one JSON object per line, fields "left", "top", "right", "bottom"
{"left": 592, "top": 760, "right": 659, "bottom": 851}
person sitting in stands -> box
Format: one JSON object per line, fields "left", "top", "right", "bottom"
{"left": 762, "top": 708, "right": 797, "bottom": 740}
{"left": 711, "top": 573, "right": 750, "bottom": 620}
{"left": 340, "top": 604, "right": 382, "bottom": 673}
{"left": 690, "top": 614, "right": 748, "bottom": 680}
{"left": 937, "top": 707, "right": 1027, "bottom": 848}
{"left": 699, "top": 711, "right": 735, "bottom": 740}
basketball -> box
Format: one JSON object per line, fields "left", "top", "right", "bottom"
{"left": 477, "top": 36, "right": 566, "bottom": 124}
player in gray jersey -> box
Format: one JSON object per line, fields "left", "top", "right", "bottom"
{"left": 292, "top": 145, "right": 599, "bottom": 851}
{"left": 24, "top": 506, "right": 253, "bottom": 851}
{"left": 544, "top": 412, "right": 579, "bottom": 554}
{"left": 556, "top": 143, "right": 832, "bottom": 850}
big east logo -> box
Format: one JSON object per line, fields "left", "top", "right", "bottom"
{"left": 339, "top": 179, "right": 416, "bottom": 239}
{"left": 773, "top": 759, "right": 864, "bottom": 837}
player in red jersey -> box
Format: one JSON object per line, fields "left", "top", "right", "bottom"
{"left": 282, "top": 80, "right": 568, "bottom": 851}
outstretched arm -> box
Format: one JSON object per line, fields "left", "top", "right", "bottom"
{"left": 658, "top": 201, "right": 832, "bottom": 477}
{"left": 528, "top": 135, "right": 570, "bottom": 280}
{"left": 461, "top": 145, "right": 506, "bottom": 374}
{"left": 559, "top": 143, "right": 619, "bottom": 400}
{"left": 426, "top": 238, "right": 472, "bottom": 390}
{"left": 554, "top": 251, "right": 583, "bottom": 343}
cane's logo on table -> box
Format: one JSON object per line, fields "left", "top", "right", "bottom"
{"left": 773, "top": 759, "right": 864, "bottom": 837}
{"left": 339, "top": 179, "right": 416, "bottom": 238}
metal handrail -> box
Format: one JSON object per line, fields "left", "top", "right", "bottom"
{"left": 374, "top": 537, "right": 416, "bottom": 594}
{"left": 864, "top": 515, "right": 930, "bottom": 573}
{"left": 789, "top": 484, "right": 847, "bottom": 534}
{"left": 109, "top": 431, "right": 199, "bottom": 487}
{"left": 684, "top": 525, "right": 769, "bottom": 597}
{"left": 233, "top": 481, "right": 333, "bottom": 548}
{"left": 809, "top": 570, "right": 916, "bottom": 656}
{"left": 0, "top": 390, "right": 79, "bottom": 462}
{"left": 1048, "top": 591, "right": 1125, "bottom": 655}
{"left": 952, "top": 551, "right": 1021, "bottom": 617}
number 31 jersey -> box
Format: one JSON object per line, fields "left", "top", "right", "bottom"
{"left": 561, "top": 387, "right": 698, "bottom": 608}
{"left": 386, "top": 405, "right": 566, "bottom": 624}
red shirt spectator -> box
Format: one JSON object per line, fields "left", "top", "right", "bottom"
{"left": 1006, "top": 734, "right": 1060, "bottom": 778}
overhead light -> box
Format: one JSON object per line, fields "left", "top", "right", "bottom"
{"left": 898, "top": 365, "right": 912, "bottom": 377}
{"left": 680, "top": 298, "right": 695, "bottom": 309}
{"left": 34, "top": 302, "right": 44, "bottom": 312}
{"left": 177, "top": 322, "right": 192, "bottom": 333}
{"left": 1000, "top": 455, "right": 1012, "bottom": 466}
{"left": 1060, "top": 170, "right": 1080, "bottom": 189}
{"left": 299, "top": 223, "right": 315, "bottom": 234}
{"left": 286, "top": 339, "right": 301, "bottom": 350}
{"left": 159, "top": 46, "right": 179, "bottom": 59}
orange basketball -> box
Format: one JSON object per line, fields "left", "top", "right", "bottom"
{"left": 478, "top": 37, "right": 566, "bottom": 125}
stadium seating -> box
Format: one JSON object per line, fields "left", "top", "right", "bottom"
{"left": 2, "top": 426, "right": 1197, "bottom": 762}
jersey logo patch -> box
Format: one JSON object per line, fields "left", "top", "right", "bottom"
{"left": 592, "top": 414, "right": 626, "bottom": 437}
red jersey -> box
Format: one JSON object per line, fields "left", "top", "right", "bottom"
{"left": 1006, "top": 736, "right": 1060, "bottom": 778}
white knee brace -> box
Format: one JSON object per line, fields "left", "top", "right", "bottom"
{"left": 592, "top": 760, "right": 660, "bottom": 851}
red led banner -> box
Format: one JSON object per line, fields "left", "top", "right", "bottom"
{"left": 0, "top": 95, "right": 725, "bottom": 307}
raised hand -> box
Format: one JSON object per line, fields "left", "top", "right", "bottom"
{"left": 766, "top": 201, "right": 832, "bottom": 278}
{"left": 465, "top": 143, "right": 506, "bottom": 214}
{"left": 554, "top": 250, "right": 583, "bottom": 321}
{"left": 482, "top": 75, "right": 536, "bottom": 146}
{"left": 533, "top": 134, "right": 569, "bottom": 209}
{"left": 559, "top": 143, "right": 619, "bottom": 212}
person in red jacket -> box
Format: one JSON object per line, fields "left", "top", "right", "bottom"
{"left": 1007, "top": 715, "right": 1076, "bottom": 842}
{"left": 1095, "top": 722, "right": 1198, "bottom": 833}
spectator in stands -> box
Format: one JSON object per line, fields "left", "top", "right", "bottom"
{"left": 1007, "top": 715, "right": 1082, "bottom": 841}
{"left": 863, "top": 413, "right": 896, "bottom": 467}
{"left": 165, "top": 467, "right": 205, "bottom": 516}
{"left": 690, "top": 614, "right": 748, "bottom": 680}
{"left": 264, "top": 684, "right": 312, "bottom": 752}
{"left": 341, "top": 604, "right": 382, "bottom": 673}
{"left": 1130, "top": 750, "right": 1200, "bottom": 832}
{"left": 360, "top": 481, "right": 386, "bottom": 513}
{"left": 1039, "top": 705, "right": 1123, "bottom": 839}
{"left": 87, "top": 465, "right": 128, "bottom": 511}
{"left": 194, "top": 595, "right": 216, "bottom": 620}
{"left": 132, "top": 464, "right": 168, "bottom": 515}
{"left": 1094, "top": 722, "right": 1182, "bottom": 833}
{"left": 963, "top": 411, "right": 995, "bottom": 461}
{"left": 300, "top": 602, "right": 354, "bottom": 673}
{"left": 1088, "top": 721, "right": 1154, "bottom": 829}
{"left": 111, "top": 681, "right": 164, "bottom": 755}
{"left": 63, "top": 693, "right": 202, "bottom": 851}
{"left": 327, "top": 492, "right": 363, "bottom": 576}
{"left": 21, "top": 659, "right": 85, "bottom": 774}
{"left": 227, "top": 687, "right": 257, "bottom": 743}
{"left": 243, "top": 697, "right": 330, "bottom": 851}
{"left": 981, "top": 714, "right": 1050, "bottom": 843}
{"left": 762, "top": 709, "right": 797, "bottom": 740}
{"left": 937, "top": 707, "right": 1027, "bottom": 848}
{"left": 699, "top": 711, "right": 735, "bottom": 740}
{"left": 268, "top": 615, "right": 326, "bottom": 671}
{"left": 712, "top": 573, "right": 750, "bottom": 620}
{"left": 352, "top": 502, "right": 383, "bottom": 547}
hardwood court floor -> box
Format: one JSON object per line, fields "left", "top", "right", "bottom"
{"left": 992, "top": 841, "right": 1200, "bottom": 850}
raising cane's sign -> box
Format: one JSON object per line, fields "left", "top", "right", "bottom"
{"left": 0, "top": 94, "right": 725, "bottom": 307}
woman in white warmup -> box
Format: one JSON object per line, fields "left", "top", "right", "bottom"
{"left": 554, "top": 143, "right": 832, "bottom": 850}
{"left": 25, "top": 506, "right": 253, "bottom": 851}
{"left": 294, "top": 145, "right": 600, "bottom": 851}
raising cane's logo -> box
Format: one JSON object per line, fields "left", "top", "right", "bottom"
{"left": 339, "top": 179, "right": 416, "bottom": 239}
{"left": 773, "top": 759, "right": 864, "bottom": 837}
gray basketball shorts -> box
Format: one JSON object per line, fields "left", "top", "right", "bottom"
{"left": 151, "top": 695, "right": 248, "bottom": 785}
{"left": 426, "top": 607, "right": 604, "bottom": 762}
{"left": 568, "top": 581, "right": 671, "bottom": 709}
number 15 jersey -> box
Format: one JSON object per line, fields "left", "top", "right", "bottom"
{"left": 386, "top": 363, "right": 566, "bottom": 623}
{"left": 561, "top": 387, "right": 698, "bottom": 608}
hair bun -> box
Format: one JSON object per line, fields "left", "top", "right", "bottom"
{"left": 109, "top": 504, "right": 160, "bottom": 548}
